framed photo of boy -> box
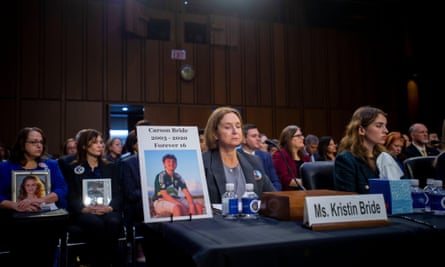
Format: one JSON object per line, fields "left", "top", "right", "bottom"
{"left": 12, "top": 170, "right": 51, "bottom": 202}
{"left": 82, "top": 178, "right": 112, "bottom": 206}
{"left": 137, "top": 125, "right": 213, "bottom": 223}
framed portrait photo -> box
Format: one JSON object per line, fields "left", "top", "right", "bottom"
{"left": 12, "top": 170, "right": 51, "bottom": 202}
{"left": 82, "top": 178, "right": 112, "bottom": 206}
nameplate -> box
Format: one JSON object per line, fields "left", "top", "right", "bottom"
{"left": 303, "top": 194, "right": 388, "bottom": 230}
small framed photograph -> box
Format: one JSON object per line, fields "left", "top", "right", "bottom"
{"left": 12, "top": 170, "right": 51, "bottom": 202}
{"left": 82, "top": 178, "right": 112, "bottom": 206}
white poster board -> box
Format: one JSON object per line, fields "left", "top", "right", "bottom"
{"left": 137, "top": 125, "right": 213, "bottom": 223}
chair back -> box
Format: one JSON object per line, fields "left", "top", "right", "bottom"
{"left": 403, "top": 156, "right": 437, "bottom": 188}
{"left": 300, "top": 161, "right": 335, "bottom": 190}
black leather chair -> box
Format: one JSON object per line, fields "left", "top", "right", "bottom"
{"left": 403, "top": 156, "right": 437, "bottom": 188}
{"left": 299, "top": 161, "right": 335, "bottom": 190}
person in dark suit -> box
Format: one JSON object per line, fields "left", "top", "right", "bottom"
{"left": 202, "top": 106, "right": 276, "bottom": 203}
{"left": 63, "top": 129, "right": 123, "bottom": 267}
{"left": 238, "top": 123, "right": 282, "bottom": 191}
{"left": 402, "top": 123, "right": 440, "bottom": 159}
{"left": 334, "top": 106, "right": 393, "bottom": 193}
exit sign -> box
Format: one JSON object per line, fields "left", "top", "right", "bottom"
{"left": 171, "top": 49, "right": 186, "bottom": 60}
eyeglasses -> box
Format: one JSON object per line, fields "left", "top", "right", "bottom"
{"left": 293, "top": 134, "right": 304, "bottom": 139}
{"left": 26, "top": 140, "right": 44, "bottom": 146}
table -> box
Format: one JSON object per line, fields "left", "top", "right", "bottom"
{"left": 143, "top": 212, "right": 444, "bottom": 266}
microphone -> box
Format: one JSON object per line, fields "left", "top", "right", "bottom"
{"left": 265, "top": 139, "right": 278, "bottom": 147}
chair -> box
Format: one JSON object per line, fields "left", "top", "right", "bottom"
{"left": 60, "top": 223, "right": 128, "bottom": 267}
{"left": 299, "top": 161, "right": 335, "bottom": 190}
{"left": 403, "top": 156, "right": 437, "bottom": 188}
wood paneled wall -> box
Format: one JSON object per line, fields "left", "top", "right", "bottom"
{"left": 1, "top": 0, "right": 407, "bottom": 156}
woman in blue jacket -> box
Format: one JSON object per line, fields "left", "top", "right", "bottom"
{"left": 0, "top": 127, "right": 68, "bottom": 266}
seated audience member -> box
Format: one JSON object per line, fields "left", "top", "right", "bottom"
{"left": 202, "top": 106, "right": 276, "bottom": 203}
{"left": 199, "top": 128, "right": 208, "bottom": 152}
{"left": 120, "top": 130, "right": 137, "bottom": 159}
{"left": 272, "top": 125, "right": 310, "bottom": 191}
{"left": 384, "top": 131, "right": 406, "bottom": 172}
{"left": 316, "top": 136, "right": 337, "bottom": 161}
{"left": 402, "top": 133, "right": 411, "bottom": 148}
{"left": 63, "top": 137, "right": 77, "bottom": 156}
{"left": 334, "top": 106, "right": 403, "bottom": 194}
{"left": 238, "top": 123, "right": 282, "bottom": 190}
{"left": 428, "top": 132, "right": 442, "bottom": 153}
{"left": 104, "top": 137, "right": 123, "bottom": 162}
{"left": 58, "top": 129, "right": 88, "bottom": 182}
{"left": 303, "top": 134, "right": 319, "bottom": 162}
{"left": 402, "top": 123, "right": 440, "bottom": 158}
{"left": 0, "top": 127, "right": 68, "bottom": 266}
{"left": 63, "top": 129, "right": 124, "bottom": 266}
{"left": 267, "top": 138, "right": 280, "bottom": 156}
{"left": 435, "top": 151, "right": 445, "bottom": 182}
{"left": 259, "top": 133, "right": 269, "bottom": 153}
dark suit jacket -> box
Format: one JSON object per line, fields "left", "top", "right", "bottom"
{"left": 203, "top": 150, "right": 276, "bottom": 204}
{"left": 64, "top": 160, "right": 122, "bottom": 214}
{"left": 403, "top": 144, "right": 440, "bottom": 159}
{"left": 119, "top": 154, "right": 144, "bottom": 223}
{"left": 237, "top": 148, "right": 282, "bottom": 191}
{"left": 334, "top": 151, "right": 379, "bottom": 194}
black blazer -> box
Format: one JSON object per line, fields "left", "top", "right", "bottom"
{"left": 403, "top": 144, "right": 440, "bottom": 159}
{"left": 202, "top": 149, "right": 276, "bottom": 204}
{"left": 64, "top": 160, "right": 122, "bottom": 214}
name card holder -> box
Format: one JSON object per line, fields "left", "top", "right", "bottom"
{"left": 303, "top": 194, "right": 390, "bottom": 231}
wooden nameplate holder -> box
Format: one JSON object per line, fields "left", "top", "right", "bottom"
{"left": 260, "top": 190, "right": 356, "bottom": 221}
{"left": 260, "top": 190, "right": 390, "bottom": 231}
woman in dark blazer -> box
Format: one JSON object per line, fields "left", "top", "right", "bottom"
{"left": 334, "top": 106, "right": 389, "bottom": 194}
{"left": 202, "top": 106, "right": 276, "bottom": 204}
{"left": 63, "top": 129, "right": 123, "bottom": 266}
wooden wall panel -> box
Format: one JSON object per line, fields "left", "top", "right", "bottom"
{"left": 145, "top": 40, "right": 161, "bottom": 102}
{"left": 326, "top": 30, "right": 339, "bottom": 109}
{"left": 302, "top": 109, "right": 327, "bottom": 137}
{"left": 227, "top": 47, "right": 242, "bottom": 105}
{"left": 245, "top": 107, "right": 273, "bottom": 138}
{"left": 86, "top": 1, "right": 104, "bottom": 100}
{"left": 275, "top": 108, "right": 302, "bottom": 138}
{"left": 106, "top": 1, "right": 124, "bottom": 101}
{"left": 258, "top": 21, "right": 273, "bottom": 106}
{"left": 330, "top": 109, "right": 353, "bottom": 143}
{"left": 65, "top": 0, "right": 84, "bottom": 99}
{"left": 180, "top": 43, "right": 195, "bottom": 104}
{"left": 196, "top": 44, "right": 211, "bottom": 104}
{"left": 242, "top": 20, "right": 258, "bottom": 105}
{"left": 273, "top": 24, "right": 286, "bottom": 107}
{"left": 20, "top": 1, "right": 41, "bottom": 98}
{"left": 43, "top": 0, "right": 63, "bottom": 99}
{"left": 0, "top": 101, "right": 18, "bottom": 147}
{"left": 162, "top": 42, "right": 178, "bottom": 103}
{"left": 66, "top": 101, "right": 104, "bottom": 140}
{"left": 145, "top": 106, "right": 178, "bottom": 125}
{"left": 212, "top": 46, "right": 226, "bottom": 105}
{"left": 126, "top": 39, "right": 143, "bottom": 101}
{"left": 303, "top": 30, "right": 328, "bottom": 108}
{"left": 21, "top": 100, "right": 61, "bottom": 156}
{"left": 7, "top": 0, "right": 411, "bottom": 151}
{"left": 179, "top": 106, "right": 213, "bottom": 129}
{"left": 286, "top": 28, "right": 303, "bottom": 108}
